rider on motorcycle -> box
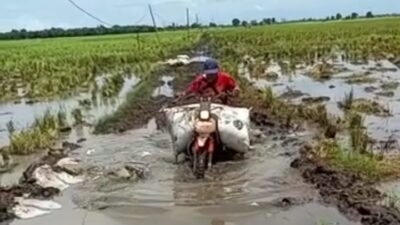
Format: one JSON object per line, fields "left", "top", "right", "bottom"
{"left": 177, "top": 59, "right": 240, "bottom": 172}
{"left": 179, "top": 59, "right": 240, "bottom": 103}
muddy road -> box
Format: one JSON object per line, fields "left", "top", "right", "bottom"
{"left": 3, "top": 118, "right": 359, "bottom": 225}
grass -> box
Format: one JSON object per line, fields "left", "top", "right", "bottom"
{"left": 305, "top": 62, "right": 337, "bottom": 80}
{"left": 208, "top": 18, "right": 400, "bottom": 68}
{"left": 339, "top": 90, "right": 391, "bottom": 117}
{"left": 8, "top": 109, "right": 69, "bottom": 155}
{"left": 94, "top": 74, "right": 158, "bottom": 133}
{"left": 381, "top": 81, "right": 399, "bottom": 91}
{"left": 384, "top": 191, "right": 400, "bottom": 209}
{"left": 315, "top": 139, "right": 399, "bottom": 181}
{"left": 0, "top": 31, "right": 196, "bottom": 101}
{"left": 1, "top": 17, "right": 400, "bottom": 103}
{"left": 345, "top": 76, "right": 377, "bottom": 84}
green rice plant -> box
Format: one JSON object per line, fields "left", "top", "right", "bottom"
{"left": 316, "top": 139, "right": 398, "bottom": 181}
{"left": 385, "top": 191, "right": 400, "bottom": 209}
{"left": 6, "top": 120, "right": 15, "bottom": 135}
{"left": 0, "top": 31, "right": 197, "bottom": 101}
{"left": 57, "top": 106, "right": 68, "bottom": 128}
{"left": 72, "top": 108, "right": 84, "bottom": 125}
{"left": 8, "top": 110, "right": 62, "bottom": 155}
{"left": 339, "top": 89, "right": 354, "bottom": 111}
{"left": 346, "top": 111, "right": 371, "bottom": 155}
{"left": 260, "top": 86, "right": 276, "bottom": 105}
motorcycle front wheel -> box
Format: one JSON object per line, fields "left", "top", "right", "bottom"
{"left": 192, "top": 150, "right": 207, "bottom": 179}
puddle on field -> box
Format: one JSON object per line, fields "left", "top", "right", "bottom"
{"left": 0, "top": 76, "right": 139, "bottom": 147}
{"left": 243, "top": 59, "right": 400, "bottom": 142}
{"left": 6, "top": 119, "right": 359, "bottom": 225}
{"left": 0, "top": 153, "right": 46, "bottom": 186}
{"left": 152, "top": 76, "right": 174, "bottom": 97}
{"left": 0, "top": 76, "right": 139, "bottom": 186}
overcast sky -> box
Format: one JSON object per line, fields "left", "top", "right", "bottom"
{"left": 1, "top": 0, "right": 399, "bottom": 32}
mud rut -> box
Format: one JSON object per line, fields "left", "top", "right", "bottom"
{"left": 1, "top": 47, "right": 400, "bottom": 225}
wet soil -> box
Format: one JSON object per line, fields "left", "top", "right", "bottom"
{"left": 0, "top": 141, "right": 81, "bottom": 222}
{"left": 27, "top": 118, "right": 357, "bottom": 225}
{"left": 291, "top": 144, "right": 400, "bottom": 225}
{"left": 94, "top": 64, "right": 198, "bottom": 134}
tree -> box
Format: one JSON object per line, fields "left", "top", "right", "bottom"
{"left": 366, "top": 11, "right": 374, "bottom": 18}
{"left": 271, "top": 18, "right": 276, "bottom": 23}
{"left": 336, "top": 13, "right": 342, "bottom": 20}
{"left": 250, "top": 20, "right": 259, "bottom": 26}
{"left": 241, "top": 20, "right": 249, "bottom": 27}
{"left": 330, "top": 16, "right": 335, "bottom": 20}
{"left": 232, "top": 18, "right": 241, "bottom": 26}
{"left": 351, "top": 12, "right": 358, "bottom": 19}
{"left": 209, "top": 22, "right": 217, "bottom": 27}
{"left": 262, "top": 18, "right": 272, "bottom": 25}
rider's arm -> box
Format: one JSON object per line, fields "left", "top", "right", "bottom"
{"left": 225, "top": 74, "right": 240, "bottom": 95}
{"left": 183, "top": 75, "right": 203, "bottom": 96}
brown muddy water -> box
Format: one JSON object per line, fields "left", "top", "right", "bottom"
{"left": 2, "top": 119, "right": 360, "bottom": 225}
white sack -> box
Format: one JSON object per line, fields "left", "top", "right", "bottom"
{"left": 33, "top": 165, "right": 84, "bottom": 190}
{"left": 163, "top": 103, "right": 251, "bottom": 154}
{"left": 13, "top": 205, "right": 50, "bottom": 219}
{"left": 15, "top": 197, "right": 62, "bottom": 210}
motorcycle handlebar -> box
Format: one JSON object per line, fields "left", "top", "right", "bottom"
{"left": 174, "top": 92, "right": 233, "bottom": 104}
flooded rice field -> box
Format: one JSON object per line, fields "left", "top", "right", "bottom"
{"left": 0, "top": 76, "right": 139, "bottom": 147}
{"left": 0, "top": 55, "right": 399, "bottom": 225}
{"left": 243, "top": 58, "right": 400, "bottom": 142}
{"left": 0, "top": 76, "right": 138, "bottom": 186}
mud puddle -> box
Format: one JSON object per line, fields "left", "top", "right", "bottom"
{"left": 0, "top": 153, "right": 46, "bottom": 186}
{"left": 0, "top": 76, "right": 139, "bottom": 147}
{"left": 3, "top": 118, "right": 360, "bottom": 225}
{"left": 8, "top": 198, "right": 359, "bottom": 225}
{"left": 242, "top": 59, "right": 400, "bottom": 143}
{"left": 0, "top": 76, "right": 139, "bottom": 186}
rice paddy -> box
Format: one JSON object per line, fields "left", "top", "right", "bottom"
{"left": 0, "top": 31, "right": 196, "bottom": 102}
{"left": 1, "top": 16, "right": 400, "bottom": 225}
{"left": 2, "top": 18, "right": 400, "bottom": 174}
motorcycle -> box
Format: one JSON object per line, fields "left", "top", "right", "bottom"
{"left": 186, "top": 97, "right": 221, "bottom": 178}
{"left": 164, "top": 91, "right": 246, "bottom": 179}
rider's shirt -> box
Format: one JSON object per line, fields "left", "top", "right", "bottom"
{"left": 185, "top": 71, "right": 237, "bottom": 96}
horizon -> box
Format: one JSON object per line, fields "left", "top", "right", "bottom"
{"left": 1, "top": 0, "right": 400, "bottom": 32}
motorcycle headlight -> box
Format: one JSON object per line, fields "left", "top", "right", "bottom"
{"left": 199, "top": 110, "right": 210, "bottom": 120}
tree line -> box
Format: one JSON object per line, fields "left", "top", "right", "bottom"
{"left": 0, "top": 11, "right": 398, "bottom": 40}
{"left": 231, "top": 11, "right": 395, "bottom": 27}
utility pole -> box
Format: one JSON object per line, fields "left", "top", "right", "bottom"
{"left": 148, "top": 4, "right": 160, "bottom": 42}
{"left": 196, "top": 13, "right": 199, "bottom": 24}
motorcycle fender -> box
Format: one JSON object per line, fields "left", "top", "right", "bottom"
{"left": 196, "top": 136, "right": 208, "bottom": 147}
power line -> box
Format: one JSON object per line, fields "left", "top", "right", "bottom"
{"left": 154, "top": 12, "right": 169, "bottom": 27}
{"left": 66, "top": 0, "right": 112, "bottom": 27}
{"left": 133, "top": 7, "right": 149, "bottom": 25}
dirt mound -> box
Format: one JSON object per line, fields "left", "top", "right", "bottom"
{"left": 291, "top": 145, "right": 400, "bottom": 225}
{"left": 0, "top": 142, "right": 81, "bottom": 222}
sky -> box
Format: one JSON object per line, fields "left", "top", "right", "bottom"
{"left": 1, "top": 0, "right": 400, "bottom": 32}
